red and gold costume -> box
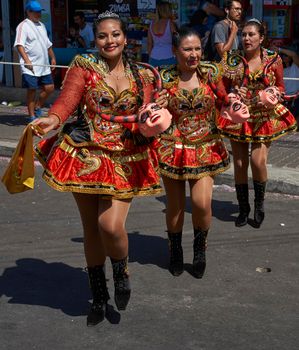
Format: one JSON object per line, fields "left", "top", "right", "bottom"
{"left": 217, "top": 49, "right": 297, "bottom": 142}
{"left": 35, "top": 54, "right": 162, "bottom": 199}
{"left": 156, "top": 63, "right": 230, "bottom": 180}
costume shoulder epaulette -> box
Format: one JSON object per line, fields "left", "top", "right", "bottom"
{"left": 198, "top": 61, "right": 224, "bottom": 83}
{"left": 136, "top": 63, "right": 155, "bottom": 86}
{"left": 220, "top": 50, "right": 244, "bottom": 81}
{"left": 159, "top": 65, "right": 178, "bottom": 89}
{"left": 262, "top": 48, "right": 282, "bottom": 67}
{"left": 69, "top": 54, "right": 108, "bottom": 77}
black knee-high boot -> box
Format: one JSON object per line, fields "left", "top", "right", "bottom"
{"left": 253, "top": 180, "right": 266, "bottom": 228}
{"left": 86, "top": 265, "right": 110, "bottom": 327}
{"left": 235, "top": 184, "right": 251, "bottom": 227}
{"left": 193, "top": 228, "right": 209, "bottom": 279}
{"left": 110, "top": 257, "right": 131, "bottom": 311}
{"left": 168, "top": 231, "right": 184, "bottom": 276}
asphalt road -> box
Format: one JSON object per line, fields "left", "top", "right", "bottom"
{"left": 0, "top": 159, "right": 298, "bottom": 350}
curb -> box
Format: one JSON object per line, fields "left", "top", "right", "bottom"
{"left": 1, "top": 141, "right": 299, "bottom": 196}
{"left": 215, "top": 167, "right": 299, "bottom": 196}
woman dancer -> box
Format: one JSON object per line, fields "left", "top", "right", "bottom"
{"left": 157, "top": 27, "right": 230, "bottom": 278}
{"left": 32, "top": 11, "right": 167, "bottom": 326}
{"left": 217, "top": 19, "right": 297, "bottom": 228}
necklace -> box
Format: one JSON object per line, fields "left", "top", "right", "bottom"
{"left": 109, "top": 70, "right": 126, "bottom": 80}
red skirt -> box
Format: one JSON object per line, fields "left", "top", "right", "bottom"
{"left": 217, "top": 104, "right": 297, "bottom": 143}
{"left": 156, "top": 137, "right": 230, "bottom": 180}
{"left": 35, "top": 134, "right": 162, "bottom": 199}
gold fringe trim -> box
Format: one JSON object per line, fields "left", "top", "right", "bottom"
{"left": 159, "top": 163, "right": 230, "bottom": 181}
{"left": 219, "top": 124, "right": 297, "bottom": 143}
{"left": 41, "top": 171, "right": 162, "bottom": 198}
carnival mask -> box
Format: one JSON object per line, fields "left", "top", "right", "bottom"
{"left": 138, "top": 103, "right": 172, "bottom": 137}
{"left": 258, "top": 86, "right": 281, "bottom": 108}
{"left": 220, "top": 93, "right": 250, "bottom": 123}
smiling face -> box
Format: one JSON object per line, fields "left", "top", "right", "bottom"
{"left": 173, "top": 34, "right": 202, "bottom": 72}
{"left": 95, "top": 19, "right": 127, "bottom": 61}
{"left": 242, "top": 24, "right": 264, "bottom": 54}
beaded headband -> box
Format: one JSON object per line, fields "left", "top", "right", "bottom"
{"left": 97, "top": 10, "right": 119, "bottom": 20}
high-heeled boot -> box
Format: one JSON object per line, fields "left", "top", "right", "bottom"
{"left": 168, "top": 231, "right": 184, "bottom": 276}
{"left": 193, "top": 228, "right": 209, "bottom": 279}
{"left": 86, "top": 265, "right": 110, "bottom": 327}
{"left": 253, "top": 180, "right": 266, "bottom": 228}
{"left": 235, "top": 184, "right": 251, "bottom": 227}
{"left": 110, "top": 257, "right": 131, "bottom": 311}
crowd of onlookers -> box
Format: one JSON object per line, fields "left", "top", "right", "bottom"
{"left": 146, "top": 0, "right": 299, "bottom": 121}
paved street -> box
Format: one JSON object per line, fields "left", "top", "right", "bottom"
{"left": 0, "top": 160, "right": 299, "bottom": 350}
{"left": 0, "top": 98, "right": 299, "bottom": 349}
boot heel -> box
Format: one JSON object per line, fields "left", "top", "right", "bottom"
{"left": 168, "top": 231, "right": 184, "bottom": 276}
{"left": 193, "top": 228, "right": 209, "bottom": 279}
{"left": 86, "top": 265, "right": 110, "bottom": 327}
{"left": 235, "top": 184, "right": 250, "bottom": 227}
{"left": 253, "top": 181, "right": 266, "bottom": 228}
{"left": 111, "top": 257, "right": 131, "bottom": 311}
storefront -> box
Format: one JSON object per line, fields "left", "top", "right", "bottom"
{"left": 1, "top": 0, "right": 299, "bottom": 87}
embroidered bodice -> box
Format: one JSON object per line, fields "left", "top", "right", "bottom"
{"left": 159, "top": 64, "right": 223, "bottom": 143}
{"left": 49, "top": 54, "right": 154, "bottom": 150}
{"left": 221, "top": 49, "right": 285, "bottom": 107}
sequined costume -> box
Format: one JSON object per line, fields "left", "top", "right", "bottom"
{"left": 217, "top": 49, "right": 297, "bottom": 142}
{"left": 156, "top": 63, "right": 230, "bottom": 180}
{"left": 35, "top": 54, "right": 162, "bottom": 198}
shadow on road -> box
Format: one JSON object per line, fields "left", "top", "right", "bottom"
{"left": 156, "top": 195, "right": 238, "bottom": 222}
{"left": 128, "top": 231, "right": 169, "bottom": 269}
{"left": 0, "top": 114, "right": 28, "bottom": 127}
{"left": 0, "top": 258, "right": 89, "bottom": 316}
{"left": 0, "top": 257, "right": 119, "bottom": 323}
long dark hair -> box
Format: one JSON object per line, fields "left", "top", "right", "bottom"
{"left": 93, "top": 11, "right": 144, "bottom": 106}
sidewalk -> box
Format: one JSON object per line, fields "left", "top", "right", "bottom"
{"left": 1, "top": 101, "right": 299, "bottom": 195}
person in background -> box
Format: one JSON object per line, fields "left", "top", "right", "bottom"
{"left": 217, "top": 19, "right": 297, "bottom": 229}
{"left": 66, "top": 24, "right": 86, "bottom": 48}
{"left": 276, "top": 46, "right": 299, "bottom": 126}
{"left": 32, "top": 11, "right": 168, "bottom": 327}
{"left": 157, "top": 27, "right": 230, "bottom": 278}
{"left": 205, "top": 0, "right": 242, "bottom": 61}
{"left": 198, "top": 0, "right": 225, "bottom": 32}
{"left": 261, "top": 21, "right": 271, "bottom": 49}
{"left": 14, "top": 0, "right": 56, "bottom": 121}
{"left": 147, "top": 1, "right": 177, "bottom": 67}
{"left": 189, "top": 9, "right": 210, "bottom": 50}
{"left": 73, "top": 11, "right": 94, "bottom": 48}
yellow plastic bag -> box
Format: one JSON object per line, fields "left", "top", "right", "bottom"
{"left": 1, "top": 124, "right": 43, "bottom": 194}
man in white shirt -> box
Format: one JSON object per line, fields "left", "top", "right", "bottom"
{"left": 14, "top": 0, "right": 56, "bottom": 121}
{"left": 73, "top": 11, "right": 94, "bottom": 49}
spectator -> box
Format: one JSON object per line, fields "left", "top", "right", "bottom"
{"left": 189, "top": 9, "right": 210, "bottom": 49}
{"left": 147, "top": 1, "right": 177, "bottom": 67}
{"left": 14, "top": 0, "right": 56, "bottom": 121}
{"left": 205, "top": 0, "right": 242, "bottom": 61}
{"left": 66, "top": 24, "right": 86, "bottom": 48}
{"left": 261, "top": 21, "right": 271, "bottom": 49}
{"left": 198, "top": 0, "right": 225, "bottom": 32}
{"left": 73, "top": 11, "right": 94, "bottom": 48}
{"left": 278, "top": 46, "right": 299, "bottom": 125}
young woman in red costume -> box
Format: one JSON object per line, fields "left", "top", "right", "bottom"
{"left": 32, "top": 11, "right": 168, "bottom": 326}
{"left": 157, "top": 27, "right": 230, "bottom": 278}
{"left": 217, "top": 19, "right": 297, "bottom": 229}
